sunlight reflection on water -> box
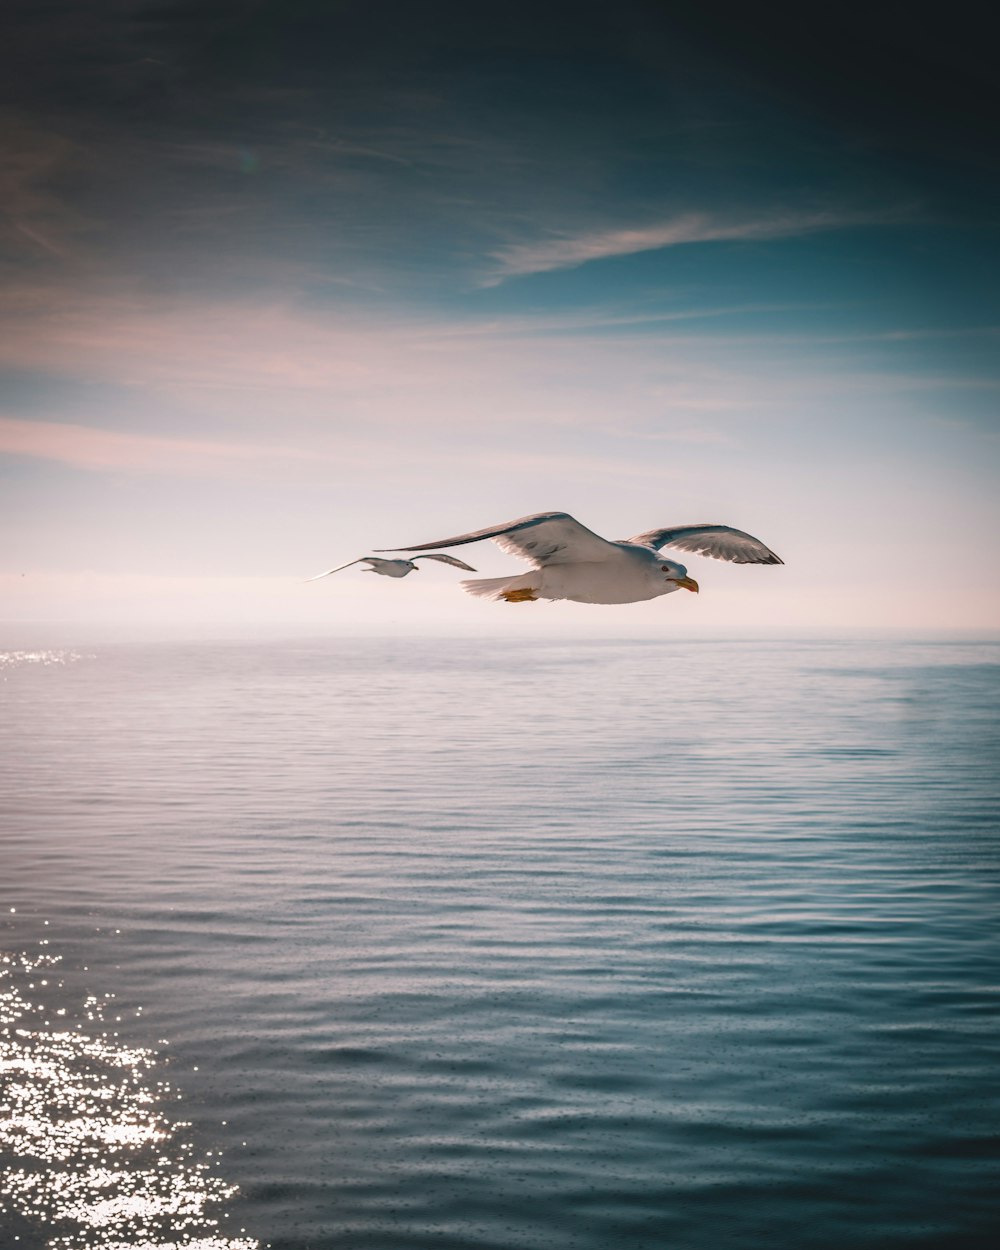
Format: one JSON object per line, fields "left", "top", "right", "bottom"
{"left": 0, "top": 652, "right": 93, "bottom": 679}
{"left": 0, "top": 945, "right": 260, "bottom": 1250}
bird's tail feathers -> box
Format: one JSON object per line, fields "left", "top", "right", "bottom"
{"left": 461, "top": 576, "right": 514, "bottom": 600}
{"left": 461, "top": 574, "right": 536, "bottom": 601}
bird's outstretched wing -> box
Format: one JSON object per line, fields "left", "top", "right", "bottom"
{"left": 305, "top": 556, "right": 401, "bottom": 581}
{"left": 379, "top": 511, "right": 618, "bottom": 567}
{"left": 305, "top": 557, "right": 367, "bottom": 581}
{"left": 413, "top": 553, "right": 477, "bottom": 571}
{"left": 625, "top": 524, "right": 783, "bottom": 565}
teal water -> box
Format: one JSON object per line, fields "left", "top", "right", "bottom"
{"left": 2, "top": 637, "right": 999, "bottom": 1249}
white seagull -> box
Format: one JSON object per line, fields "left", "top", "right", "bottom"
{"left": 378, "top": 511, "right": 782, "bottom": 604}
{"left": 306, "top": 553, "right": 476, "bottom": 582}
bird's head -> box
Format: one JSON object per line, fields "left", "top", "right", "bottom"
{"left": 658, "top": 558, "right": 699, "bottom": 594}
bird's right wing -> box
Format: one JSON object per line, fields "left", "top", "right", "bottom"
{"left": 378, "top": 511, "right": 618, "bottom": 567}
{"left": 413, "top": 553, "right": 478, "bottom": 571}
{"left": 304, "top": 557, "right": 366, "bottom": 581}
{"left": 624, "top": 524, "right": 783, "bottom": 565}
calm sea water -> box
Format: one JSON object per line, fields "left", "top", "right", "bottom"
{"left": 2, "top": 636, "right": 999, "bottom": 1250}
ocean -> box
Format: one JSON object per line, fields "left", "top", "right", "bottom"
{"left": 2, "top": 635, "right": 999, "bottom": 1249}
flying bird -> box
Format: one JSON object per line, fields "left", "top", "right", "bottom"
{"left": 378, "top": 511, "right": 781, "bottom": 604}
{"left": 306, "top": 553, "right": 476, "bottom": 582}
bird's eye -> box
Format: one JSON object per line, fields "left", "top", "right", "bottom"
{"left": 661, "top": 565, "right": 671, "bottom": 572}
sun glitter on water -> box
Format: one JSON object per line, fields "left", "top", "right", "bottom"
{"left": 0, "top": 651, "right": 94, "bottom": 679}
{"left": 0, "top": 947, "right": 261, "bottom": 1250}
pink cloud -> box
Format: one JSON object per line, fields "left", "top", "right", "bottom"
{"left": 0, "top": 416, "right": 318, "bottom": 473}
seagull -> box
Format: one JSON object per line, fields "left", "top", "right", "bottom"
{"left": 306, "top": 553, "right": 476, "bottom": 582}
{"left": 377, "top": 511, "right": 781, "bottom": 604}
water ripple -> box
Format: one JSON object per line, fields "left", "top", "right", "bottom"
{"left": 2, "top": 636, "right": 999, "bottom": 1249}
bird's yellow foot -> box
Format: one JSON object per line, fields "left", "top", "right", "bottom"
{"left": 502, "top": 588, "right": 539, "bottom": 603}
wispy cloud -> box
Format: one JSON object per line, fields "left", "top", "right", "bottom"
{"left": 0, "top": 120, "right": 88, "bottom": 267}
{"left": 0, "top": 414, "right": 690, "bottom": 484}
{"left": 0, "top": 416, "right": 319, "bottom": 474}
{"left": 486, "top": 208, "right": 899, "bottom": 283}
{"left": 415, "top": 303, "right": 824, "bottom": 340}
{"left": 5, "top": 289, "right": 985, "bottom": 476}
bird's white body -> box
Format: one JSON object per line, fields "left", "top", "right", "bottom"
{"left": 378, "top": 511, "right": 782, "bottom": 605}
{"left": 466, "top": 547, "right": 684, "bottom": 604}
{"left": 369, "top": 559, "right": 420, "bottom": 578}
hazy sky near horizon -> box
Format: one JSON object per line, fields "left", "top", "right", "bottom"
{"left": 2, "top": 0, "right": 998, "bottom": 635}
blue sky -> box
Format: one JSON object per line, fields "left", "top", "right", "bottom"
{"left": 1, "top": 0, "right": 997, "bottom": 635}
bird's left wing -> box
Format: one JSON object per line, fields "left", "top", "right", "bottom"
{"left": 413, "top": 553, "right": 478, "bottom": 571}
{"left": 379, "top": 511, "right": 619, "bottom": 567}
{"left": 305, "top": 557, "right": 365, "bottom": 581}
{"left": 624, "top": 524, "right": 783, "bottom": 565}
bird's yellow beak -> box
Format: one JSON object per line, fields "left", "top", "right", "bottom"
{"left": 673, "top": 576, "right": 699, "bottom": 593}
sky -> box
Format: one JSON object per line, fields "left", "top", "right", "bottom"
{"left": 1, "top": 0, "right": 998, "bottom": 637}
